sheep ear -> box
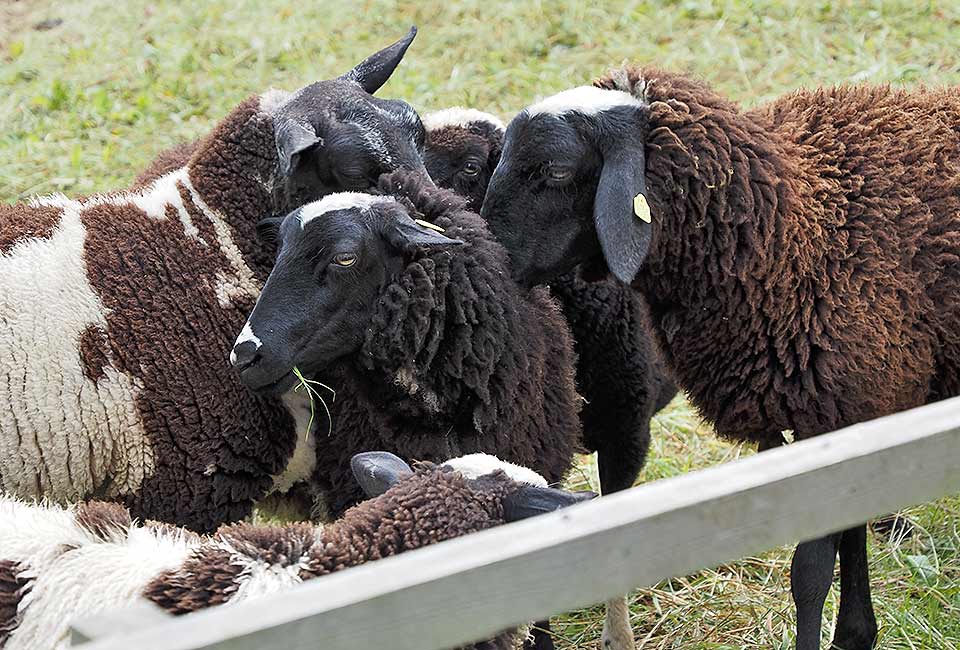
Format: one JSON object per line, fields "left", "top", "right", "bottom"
{"left": 502, "top": 486, "right": 596, "bottom": 522}
{"left": 387, "top": 216, "right": 464, "bottom": 252}
{"left": 340, "top": 26, "right": 417, "bottom": 95}
{"left": 256, "top": 215, "right": 284, "bottom": 244}
{"left": 351, "top": 452, "right": 414, "bottom": 498}
{"left": 593, "top": 144, "right": 651, "bottom": 284}
{"left": 276, "top": 119, "right": 321, "bottom": 177}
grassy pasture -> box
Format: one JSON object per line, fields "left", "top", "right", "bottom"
{"left": 1, "top": 1, "right": 958, "bottom": 647}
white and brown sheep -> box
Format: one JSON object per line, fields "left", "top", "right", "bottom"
{"left": 0, "top": 28, "right": 429, "bottom": 532}
{"left": 0, "top": 452, "right": 593, "bottom": 650}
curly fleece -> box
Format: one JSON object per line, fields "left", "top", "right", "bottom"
{"left": 0, "top": 466, "right": 526, "bottom": 650}
{"left": 0, "top": 96, "right": 297, "bottom": 532}
{"left": 595, "top": 68, "right": 960, "bottom": 443}
{"left": 307, "top": 173, "right": 582, "bottom": 516}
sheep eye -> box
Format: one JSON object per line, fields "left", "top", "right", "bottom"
{"left": 460, "top": 161, "right": 482, "bottom": 177}
{"left": 543, "top": 165, "right": 573, "bottom": 184}
{"left": 332, "top": 252, "right": 357, "bottom": 267}
{"left": 336, "top": 168, "right": 369, "bottom": 188}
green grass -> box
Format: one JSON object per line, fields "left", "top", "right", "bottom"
{"left": 2, "top": 1, "right": 958, "bottom": 647}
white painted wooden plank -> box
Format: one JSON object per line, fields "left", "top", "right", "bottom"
{"left": 70, "top": 599, "right": 172, "bottom": 645}
{"left": 77, "top": 396, "right": 960, "bottom": 650}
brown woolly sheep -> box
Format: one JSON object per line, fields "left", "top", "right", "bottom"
{"left": 0, "top": 28, "right": 430, "bottom": 533}
{"left": 480, "top": 69, "right": 960, "bottom": 650}
{"left": 0, "top": 451, "right": 594, "bottom": 650}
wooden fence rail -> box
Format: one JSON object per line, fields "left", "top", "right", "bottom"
{"left": 73, "top": 396, "right": 960, "bottom": 650}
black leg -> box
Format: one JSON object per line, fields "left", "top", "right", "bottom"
{"left": 792, "top": 532, "right": 841, "bottom": 650}
{"left": 757, "top": 433, "right": 785, "bottom": 452}
{"left": 524, "top": 620, "right": 555, "bottom": 650}
{"left": 597, "top": 433, "right": 648, "bottom": 495}
{"left": 832, "top": 525, "right": 878, "bottom": 650}
{"left": 869, "top": 514, "right": 913, "bottom": 540}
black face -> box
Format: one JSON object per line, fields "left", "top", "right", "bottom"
{"left": 480, "top": 106, "right": 650, "bottom": 288}
{"left": 424, "top": 122, "right": 503, "bottom": 211}
{"left": 231, "top": 197, "right": 461, "bottom": 395}
{"left": 272, "top": 27, "right": 431, "bottom": 210}
{"left": 278, "top": 81, "right": 429, "bottom": 209}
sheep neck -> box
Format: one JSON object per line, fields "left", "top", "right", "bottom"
{"left": 187, "top": 96, "right": 284, "bottom": 281}
{"left": 606, "top": 69, "right": 832, "bottom": 439}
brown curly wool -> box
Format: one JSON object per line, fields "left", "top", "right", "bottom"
{"left": 0, "top": 462, "right": 532, "bottom": 650}
{"left": 144, "top": 466, "right": 522, "bottom": 649}
{"left": 0, "top": 96, "right": 297, "bottom": 533}
{"left": 595, "top": 68, "right": 960, "bottom": 446}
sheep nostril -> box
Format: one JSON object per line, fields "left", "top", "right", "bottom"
{"left": 230, "top": 341, "right": 262, "bottom": 371}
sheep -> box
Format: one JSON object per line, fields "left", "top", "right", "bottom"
{"left": 0, "top": 28, "right": 431, "bottom": 533}
{"left": 0, "top": 451, "right": 595, "bottom": 650}
{"left": 232, "top": 170, "right": 582, "bottom": 518}
{"left": 479, "top": 67, "right": 960, "bottom": 650}
{"left": 422, "top": 107, "right": 677, "bottom": 650}
{"left": 231, "top": 171, "right": 583, "bottom": 650}
{"left": 422, "top": 107, "right": 677, "bottom": 496}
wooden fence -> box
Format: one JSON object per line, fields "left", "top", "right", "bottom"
{"left": 72, "top": 396, "right": 960, "bottom": 650}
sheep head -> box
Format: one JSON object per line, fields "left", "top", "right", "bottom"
{"left": 230, "top": 183, "right": 462, "bottom": 395}
{"left": 480, "top": 85, "right": 653, "bottom": 287}
{"left": 268, "top": 27, "right": 430, "bottom": 209}
{"left": 350, "top": 451, "right": 596, "bottom": 524}
{"left": 422, "top": 108, "right": 506, "bottom": 212}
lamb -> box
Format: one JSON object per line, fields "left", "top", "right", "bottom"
{"left": 0, "top": 28, "right": 431, "bottom": 533}
{"left": 479, "top": 68, "right": 960, "bottom": 650}
{"left": 0, "top": 451, "right": 594, "bottom": 650}
{"left": 422, "top": 107, "right": 677, "bottom": 496}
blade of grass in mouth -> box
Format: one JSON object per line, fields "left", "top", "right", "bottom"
{"left": 292, "top": 366, "right": 336, "bottom": 438}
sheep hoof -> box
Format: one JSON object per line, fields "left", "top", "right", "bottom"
{"left": 600, "top": 596, "right": 636, "bottom": 650}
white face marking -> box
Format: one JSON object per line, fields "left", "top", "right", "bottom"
{"left": 298, "top": 193, "right": 398, "bottom": 228}
{"left": 442, "top": 454, "right": 548, "bottom": 487}
{"left": 231, "top": 322, "right": 262, "bottom": 364}
{"left": 422, "top": 107, "right": 506, "bottom": 133}
{"left": 526, "top": 86, "right": 646, "bottom": 117}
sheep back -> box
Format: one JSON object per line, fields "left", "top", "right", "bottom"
{"left": 0, "top": 97, "right": 296, "bottom": 532}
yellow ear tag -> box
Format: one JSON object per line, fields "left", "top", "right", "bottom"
{"left": 415, "top": 219, "right": 445, "bottom": 233}
{"left": 633, "top": 193, "right": 652, "bottom": 223}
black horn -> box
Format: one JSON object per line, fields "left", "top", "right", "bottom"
{"left": 351, "top": 451, "right": 414, "bottom": 498}
{"left": 340, "top": 26, "right": 418, "bottom": 94}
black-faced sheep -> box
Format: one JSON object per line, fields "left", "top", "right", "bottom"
{"left": 0, "top": 451, "right": 594, "bottom": 650}
{"left": 232, "top": 171, "right": 582, "bottom": 518}
{"left": 422, "top": 107, "right": 677, "bottom": 497}
{"left": 479, "top": 68, "right": 960, "bottom": 650}
{"left": 0, "top": 28, "right": 431, "bottom": 533}
{"left": 422, "top": 106, "right": 676, "bottom": 650}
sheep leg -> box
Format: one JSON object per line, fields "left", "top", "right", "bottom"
{"left": 597, "top": 437, "right": 647, "bottom": 495}
{"left": 831, "top": 525, "right": 877, "bottom": 650}
{"left": 791, "top": 532, "right": 841, "bottom": 650}
{"left": 596, "top": 447, "right": 641, "bottom": 650}
{"left": 600, "top": 595, "right": 635, "bottom": 650}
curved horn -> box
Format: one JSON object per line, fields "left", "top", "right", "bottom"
{"left": 340, "top": 26, "right": 418, "bottom": 94}
{"left": 351, "top": 451, "right": 414, "bottom": 498}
